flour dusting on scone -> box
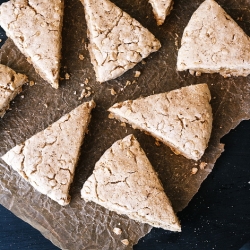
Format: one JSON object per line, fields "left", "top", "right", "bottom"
{"left": 81, "top": 134, "right": 181, "bottom": 232}
{"left": 177, "top": 0, "right": 250, "bottom": 77}
{"left": 0, "top": 0, "right": 64, "bottom": 88}
{"left": 80, "top": 0, "right": 161, "bottom": 82}
{"left": 1, "top": 101, "right": 96, "bottom": 206}
{"left": 0, "top": 64, "right": 28, "bottom": 117}
{"left": 108, "top": 84, "right": 212, "bottom": 161}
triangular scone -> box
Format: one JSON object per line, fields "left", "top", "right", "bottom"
{"left": 108, "top": 84, "right": 212, "bottom": 161}
{"left": 81, "top": 134, "right": 181, "bottom": 232}
{"left": 80, "top": 0, "right": 161, "bottom": 82}
{"left": 1, "top": 100, "right": 95, "bottom": 206}
{"left": 177, "top": 0, "right": 250, "bottom": 77}
{"left": 0, "top": 64, "right": 28, "bottom": 117}
{"left": 149, "top": 0, "right": 173, "bottom": 26}
{"left": 0, "top": 0, "right": 64, "bottom": 88}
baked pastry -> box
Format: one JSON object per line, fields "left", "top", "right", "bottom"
{"left": 1, "top": 100, "right": 96, "bottom": 206}
{"left": 149, "top": 0, "right": 173, "bottom": 25}
{"left": 177, "top": 0, "right": 250, "bottom": 77}
{"left": 0, "top": 0, "right": 64, "bottom": 88}
{"left": 108, "top": 84, "right": 212, "bottom": 161}
{"left": 80, "top": 0, "right": 161, "bottom": 82}
{"left": 81, "top": 134, "right": 181, "bottom": 232}
{"left": 0, "top": 64, "right": 27, "bottom": 117}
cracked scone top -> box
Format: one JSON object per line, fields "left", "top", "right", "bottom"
{"left": 80, "top": 0, "right": 161, "bottom": 82}
{"left": 108, "top": 84, "right": 212, "bottom": 161}
{"left": 1, "top": 100, "right": 96, "bottom": 206}
{"left": 149, "top": 0, "right": 173, "bottom": 26}
{"left": 177, "top": 0, "right": 250, "bottom": 77}
{"left": 0, "top": 64, "right": 28, "bottom": 117}
{"left": 81, "top": 134, "right": 181, "bottom": 232}
{"left": 0, "top": 0, "right": 64, "bottom": 88}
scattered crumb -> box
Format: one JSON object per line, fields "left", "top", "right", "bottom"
{"left": 125, "top": 80, "right": 131, "bottom": 86}
{"left": 20, "top": 95, "right": 24, "bottom": 98}
{"left": 189, "top": 70, "right": 195, "bottom": 76}
{"left": 79, "top": 54, "right": 84, "bottom": 60}
{"left": 78, "top": 89, "right": 92, "bottom": 100}
{"left": 134, "top": 71, "right": 141, "bottom": 78}
{"left": 85, "top": 43, "right": 88, "bottom": 50}
{"left": 86, "top": 86, "right": 91, "bottom": 90}
{"left": 82, "top": 38, "right": 85, "bottom": 43}
{"left": 29, "top": 80, "right": 35, "bottom": 86}
{"left": 121, "top": 239, "right": 129, "bottom": 246}
{"left": 84, "top": 78, "right": 89, "bottom": 84}
{"left": 132, "top": 80, "right": 137, "bottom": 84}
{"left": 65, "top": 73, "right": 70, "bottom": 80}
{"left": 199, "top": 162, "right": 207, "bottom": 170}
{"left": 191, "top": 167, "right": 198, "bottom": 175}
{"left": 80, "top": 83, "right": 85, "bottom": 87}
{"left": 120, "top": 122, "right": 126, "bottom": 127}
{"left": 155, "top": 140, "right": 160, "bottom": 147}
{"left": 141, "top": 60, "right": 146, "bottom": 65}
{"left": 0, "top": 39, "right": 2, "bottom": 42}
{"left": 195, "top": 71, "right": 201, "bottom": 77}
{"left": 73, "top": 91, "right": 77, "bottom": 95}
{"left": 44, "top": 103, "right": 48, "bottom": 108}
{"left": 113, "top": 227, "right": 122, "bottom": 235}
{"left": 111, "top": 88, "right": 117, "bottom": 95}
{"left": 108, "top": 113, "right": 114, "bottom": 119}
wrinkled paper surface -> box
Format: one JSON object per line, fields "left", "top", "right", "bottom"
{"left": 0, "top": 0, "right": 250, "bottom": 249}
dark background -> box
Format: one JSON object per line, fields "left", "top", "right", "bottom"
{"left": 0, "top": 0, "right": 250, "bottom": 249}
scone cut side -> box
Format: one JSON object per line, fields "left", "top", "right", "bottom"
{"left": 108, "top": 84, "right": 213, "bottom": 161}
{"left": 0, "top": 64, "right": 28, "bottom": 117}
{"left": 148, "top": 0, "right": 174, "bottom": 25}
{"left": 177, "top": 0, "right": 250, "bottom": 77}
{"left": 81, "top": 134, "right": 181, "bottom": 232}
{"left": 1, "top": 100, "right": 96, "bottom": 206}
{"left": 0, "top": 0, "right": 64, "bottom": 88}
{"left": 80, "top": 0, "right": 161, "bottom": 82}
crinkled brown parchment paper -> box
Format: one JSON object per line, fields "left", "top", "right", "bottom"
{"left": 0, "top": 0, "right": 250, "bottom": 249}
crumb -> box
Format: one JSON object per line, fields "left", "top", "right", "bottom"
{"left": 73, "top": 91, "right": 77, "bottom": 95}
{"left": 141, "top": 60, "right": 146, "bottom": 65}
{"left": 82, "top": 38, "right": 85, "bottom": 43}
{"left": 195, "top": 71, "right": 201, "bottom": 77}
{"left": 84, "top": 78, "right": 89, "bottom": 84}
{"left": 79, "top": 54, "right": 84, "bottom": 60}
{"left": 0, "top": 39, "right": 2, "bottom": 42}
{"left": 65, "top": 73, "right": 70, "bottom": 80}
{"left": 29, "top": 80, "right": 35, "bottom": 86}
{"left": 199, "top": 162, "right": 207, "bottom": 170}
{"left": 111, "top": 88, "right": 116, "bottom": 95}
{"left": 189, "top": 70, "right": 195, "bottom": 75}
{"left": 20, "top": 95, "right": 24, "bottom": 98}
{"left": 85, "top": 43, "right": 88, "bottom": 50}
{"left": 134, "top": 71, "right": 141, "bottom": 78}
{"left": 191, "top": 167, "right": 198, "bottom": 175}
{"left": 121, "top": 239, "right": 129, "bottom": 246}
{"left": 80, "top": 83, "right": 85, "bottom": 87}
{"left": 44, "top": 103, "right": 48, "bottom": 108}
{"left": 86, "top": 87, "right": 91, "bottom": 90}
{"left": 155, "top": 140, "right": 160, "bottom": 147}
{"left": 132, "top": 80, "right": 137, "bottom": 84}
{"left": 120, "top": 122, "right": 126, "bottom": 127}
{"left": 108, "top": 113, "right": 114, "bottom": 119}
{"left": 125, "top": 80, "right": 131, "bottom": 86}
{"left": 113, "top": 227, "right": 122, "bottom": 235}
{"left": 78, "top": 89, "right": 86, "bottom": 100}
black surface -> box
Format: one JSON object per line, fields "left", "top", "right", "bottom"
{"left": 1, "top": 120, "right": 250, "bottom": 250}
{"left": 1, "top": 0, "right": 250, "bottom": 249}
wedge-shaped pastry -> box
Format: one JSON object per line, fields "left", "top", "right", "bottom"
{"left": 109, "top": 84, "right": 212, "bottom": 161}
{"left": 149, "top": 0, "right": 173, "bottom": 25}
{"left": 0, "top": 64, "right": 27, "bottom": 117}
{"left": 80, "top": 0, "right": 161, "bottom": 82}
{"left": 177, "top": 0, "right": 250, "bottom": 77}
{"left": 0, "top": 0, "right": 64, "bottom": 88}
{"left": 81, "top": 134, "right": 181, "bottom": 231}
{"left": 1, "top": 100, "right": 96, "bottom": 206}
